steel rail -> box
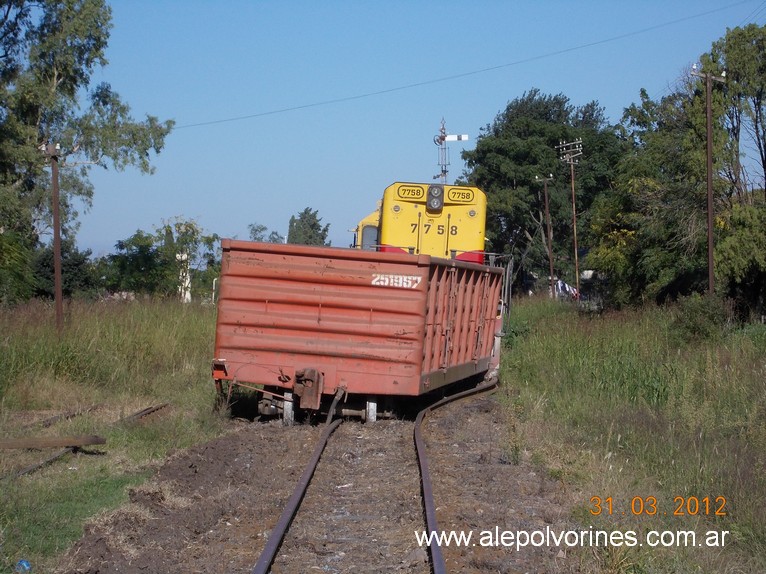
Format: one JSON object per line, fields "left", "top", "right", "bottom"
{"left": 250, "top": 379, "right": 496, "bottom": 574}
{"left": 6, "top": 403, "right": 170, "bottom": 480}
{"left": 414, "top": 379, "right": 498, "bottom": 574}
{"left": 251, "top": 418, "right": 343, "bottom": 574}
{"left": 115, "top": 403, "right": 169, "bottom": 425}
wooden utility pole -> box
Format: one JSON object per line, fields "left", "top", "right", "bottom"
{"left": 536, "top": 175, "right": 555, "bottom": 298}
{"left": 691, "top": 64, "right": 726, "bottom": 296}
{"left": 44, "top": 143, "right": 64, "bottom": 335}
{"left": 556, "top": 140, "right": 583, "bottom": 298}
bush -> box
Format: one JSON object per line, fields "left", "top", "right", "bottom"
{"left": 670, "top": 293, "right": 732, "bottom": 343}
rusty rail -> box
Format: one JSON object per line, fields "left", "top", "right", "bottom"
{"left": 115, "top": 403, "right": 169, "bottom": 425}
{"left": 249, "top": 380, "right": 497, "bottom": 574}
{"left": 251, "top": 417, "right": 343, "bottom": 574}
{"left": 414, "top": 379, "right": 498, "bottom": 574}
{"left": 6, "top": 404, "right": 169, "bottom": 479}
{"left": 0, "top": 435, "right": 106, "bottom": 449}
{"left": 20, "top": 405, "right": 100, "bottom": 431}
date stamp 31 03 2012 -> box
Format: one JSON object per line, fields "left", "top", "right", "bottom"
{"left": 589, "top": 495, "right": 728, "bottom": 517}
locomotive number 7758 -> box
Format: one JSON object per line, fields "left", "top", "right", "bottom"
{"left": 410, "top": 224, "right": 459, "bottom": 235}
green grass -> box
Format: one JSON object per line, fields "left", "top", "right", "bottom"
{"left": 0, "top": 299, "right": 227, "bottom": 571}
{"left": 2, "top": 468, "right": 150, "bottom": 562}
{"left": 499, "top": 298, "right": 766, "bottom": 573}
{"left": 3, "top": 296, "right": 765, "bottom": 572}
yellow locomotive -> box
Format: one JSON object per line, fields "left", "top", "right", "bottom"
{"left": 354, "top": 182, "right": 487, "bottom": 264}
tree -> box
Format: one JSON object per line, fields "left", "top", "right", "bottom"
{"left": 585, "top": 87, "right": 715, "bottom": 304}
{"left": 461, "top": 89, "right": 624, "bottom": 293}
{"left": 0, "top": 226, "right": 34, "bottom": 303}
{"left": 0, "top": 0, "right": 173, "bottom": 302}
{"left": 103, "top": 229, "right": 164, "bottom": 295}
{"left": 248, "top": 223, "right": 267, "bottom": 242}
{"left": 586, "top": 26, "right": 766, "bottom": 307}
{"left": 101, "top": 218, "right": 220, "bottom": 299}
{"left": 709, "top": 23, "right": 766, "bottom": 200}
{"left": 155, "top": 217, "right": 220, "bottom": 300}
{"left": 248, "top": 222, "right": 284, "bottom": 243}
{"left": 33, "top": 238, "right": 95, "bottom": 298}
{"left": 287, "top": 208, "right": 330, "bottom": 246}
{"left": 715, "top": 204, "right": 766, "bottom": 318}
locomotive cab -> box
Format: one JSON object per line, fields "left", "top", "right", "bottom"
{"left": 353, "top": 204, "right": 380, "bottom": 250}
{"left": 376, "top": 182, "right": 487, "bottom": 264}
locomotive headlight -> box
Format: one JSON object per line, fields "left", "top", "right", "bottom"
{"left": 468, "top": 209, "right": 476, "bottom": 217}
{"left": 392, "top": 205, "right": 401, "bottom": 213}
{"left": 426, "top": 185, "right": 444, "bottom": 213}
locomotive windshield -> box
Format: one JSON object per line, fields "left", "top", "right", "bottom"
{"left": 360, "top": 225, "right": 378, "bottom": 250}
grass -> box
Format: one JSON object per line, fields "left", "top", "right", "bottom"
{"left": 499, "top": 297, "right": 766, "bottom": 573}
{"left": 0, "top": 299, "right": 227, "bottom": 572}
{"left": 2, "top": 296, "right": 764, "bottom": 572}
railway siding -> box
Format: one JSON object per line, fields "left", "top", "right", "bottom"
{"left": 269, "top": 421, "right": 429, "bottom": 573}
{"left": 57, "top": 392, "right": 582, "bottom": 573}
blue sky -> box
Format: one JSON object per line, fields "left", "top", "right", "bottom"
{"left": 78, "top": 0, "right": 766, "bottom": 256}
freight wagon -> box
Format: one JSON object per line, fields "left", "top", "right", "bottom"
{"left": 212, "top": 239, "right": 503, "bottom": 423}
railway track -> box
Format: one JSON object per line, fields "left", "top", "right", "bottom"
{"left": 59, "top": 380, "right": 579, "bottom": 573}
{"left": 252, "top": 380, "right": 497, "bottom": 574}
{"left": 3, "top": 403, "right": 169, "bottom": 479}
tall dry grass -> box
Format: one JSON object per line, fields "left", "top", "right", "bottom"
{"left": 0, "top": 299, "right": 226, "bottom": 571}
{"left": 500, "top": 298, "right": 766, "bottom": 573}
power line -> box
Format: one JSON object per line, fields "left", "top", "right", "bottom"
{"left": 175, "top": 0, "right": 757, "bottom": 130}
{"left": 740, "top": 0, "right": 766, "bottom": 25}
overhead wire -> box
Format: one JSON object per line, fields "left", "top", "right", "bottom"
{"left": 740, "top": 0, "right": 766, "bottom": 24}
{"left": 175, "top": 0, "right": 760, "bottom": 130}
{"left": 648, "top": 0, "right": 766, "bottom": 103}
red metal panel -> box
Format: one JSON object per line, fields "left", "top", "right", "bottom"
{"left": 212, "top": 240, "right": 503, "bottom": 401}
{"left": 214, "top": 240, "right": 431, "bottom": 397}
{"left": 419, "top": 259, "right": 502, "bottom": 391}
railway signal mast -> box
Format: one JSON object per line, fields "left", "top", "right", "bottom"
{"left": 433, "top": 119, "right": 468, "bottom": 183}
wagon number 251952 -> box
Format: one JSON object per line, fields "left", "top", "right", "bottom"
{"left": 371, "top": 274, "right": 422, "bottom": 288}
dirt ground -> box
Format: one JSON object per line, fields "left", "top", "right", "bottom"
{"left": 56, "top": 393, "right": 583, "bottom": 574}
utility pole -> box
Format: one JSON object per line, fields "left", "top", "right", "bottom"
{"left": 42, "top": 142, "right": 64, "bottom": 335}
{"left": 433, "top": 118, "right": 468, "bottom": 184}
{"left": 535, "top": 174, "right": 555, "bottom": 298}
{"left": 691, "top": 64, "right": 726, "bottom": 296}
{"left": 556, "top": 139, "right": 583, "bottom": 298}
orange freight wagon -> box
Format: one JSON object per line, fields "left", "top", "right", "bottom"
{"left": 212, "top": 239, "right": 503, "bottom": 423}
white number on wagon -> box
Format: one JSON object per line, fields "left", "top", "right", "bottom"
{"left": 371, "top": 274, "right": 422, "bottom": 288}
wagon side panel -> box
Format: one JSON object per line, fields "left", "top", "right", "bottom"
{"left": 213, "top": 240, "right": 430, "bottom": 398}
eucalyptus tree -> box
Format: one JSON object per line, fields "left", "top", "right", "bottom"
{"left": 709, "top": 23, "right": 766, "bottom": 201}
{"left": 0, "top": 0, "right": 173, "bottom": 303}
